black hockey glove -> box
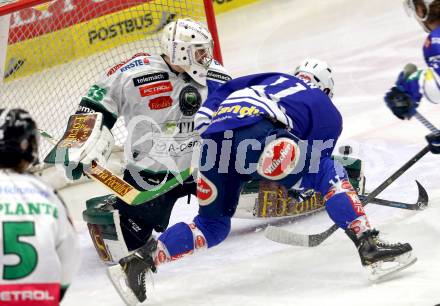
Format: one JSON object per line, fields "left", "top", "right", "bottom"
{"left": 426, "top": 130, "right": 440, "bottom": 154}
{"left": 384, "top": 86, "right": 416, "bottom": 120}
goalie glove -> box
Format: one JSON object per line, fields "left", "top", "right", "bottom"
{"left": 44, "top": 113, "right": 115, "bottom": 180}
{"left": 384, "top": 86, "right": 417, "bottom": 120}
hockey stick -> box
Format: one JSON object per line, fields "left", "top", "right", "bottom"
{"left": 414, "top": 112, "right": 437, "bottom": 132}
{"left": 265, "top": 73, "right": 438, "bottom": 246}
{"left": 264, "top": 145, "right": 430, "bottom": 247}
{"left": 39, "top": 129, "right": 193, "bottom": 206}
{"left": 359, "top": 180, "right": 428, "bottom": 211}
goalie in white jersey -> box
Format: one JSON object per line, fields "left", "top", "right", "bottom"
{"left": 0, "top": 109, "right": 79, "bottom": 305}
{"left": 45, "top": 18, "right": 231, "bottom": 259}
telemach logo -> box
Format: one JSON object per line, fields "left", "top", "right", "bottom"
{"left": 207, "top": 70, "right": 232, "bottom": 82}
{"left": 133, "top": 72, "right": 169, "bottom": 87}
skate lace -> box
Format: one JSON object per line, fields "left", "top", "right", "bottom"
{"left": 140, "top": 271, "right": 146, "bottom": 293}
{"left": 371, "top": 230, "right": 402, "bottom": 247}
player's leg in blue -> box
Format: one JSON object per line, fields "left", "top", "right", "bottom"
{"left": 154, "top": 130, "right": 248, "bottom": 264}
{"left": 306, "top": 158, "right": 416, "bottom": 280}
{"left": 311, "top": 158, "right": 371, "bottom": 233}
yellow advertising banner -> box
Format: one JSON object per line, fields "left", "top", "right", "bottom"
{"left": 4, "top": 0, "right": 258, "bottom": 81}
{"left": 4, "top": 0, "right": 200, "bottom": 81}
{"left": 212, "top": 0, "right": 258, "bottom": 14}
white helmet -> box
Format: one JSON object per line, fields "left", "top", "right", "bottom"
{"left": 403, "top": 0, "right": 434, "bottom": 21}
{"left": 160, "top": 18, "right": 213, "bottom": 85}
{"left": 403, "top": 0, "right": 436, "bottom": 32}
{"left": 294, "top": 58, "right": 334, "bottom": 98}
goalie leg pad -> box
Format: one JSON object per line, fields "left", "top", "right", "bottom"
{"left": 83, "top": 195, "right": 130, "bottom": 264}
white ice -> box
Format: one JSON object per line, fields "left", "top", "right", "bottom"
{"left": 60, "top": 0, "right": 440, "bottom": 305}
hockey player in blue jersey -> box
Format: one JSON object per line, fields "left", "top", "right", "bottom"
{"left": 108, "top": 59, "right": 417, "bottom": 305}
{"left": 384, "top": 0, "right": 440, "bottom": 153}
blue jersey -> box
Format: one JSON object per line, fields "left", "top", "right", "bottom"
{"left": 423, "top": 26, "right": 440, "bottom": 80}
{"left": 197, "top": 73, "right": 342, "bottom": 152}
{"left": 400, "top": 26, "right": 440, "bottom": 104}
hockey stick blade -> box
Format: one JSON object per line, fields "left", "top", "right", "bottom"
{"left": 264, "top": 146, "right": 430, "bottom": 247}
{"left": 265, "top": 224, "right": 339, "bottom": 247}
{"left": 359, "top": 180, "right": 428, "bottom": 211}
{"left": 264, "top": 181, "right": 427, "bottom": 246}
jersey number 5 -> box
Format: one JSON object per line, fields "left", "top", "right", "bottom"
{"left": 2, "top": 221, "right": 38, "bottom": 280}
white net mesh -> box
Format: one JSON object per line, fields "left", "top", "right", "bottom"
{"left": 0, "top": 0, "right": 210, "bottom": 164}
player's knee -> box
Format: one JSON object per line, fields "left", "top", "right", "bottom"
{"left": 194, "top": 215, "right": 231, "bottom": 248}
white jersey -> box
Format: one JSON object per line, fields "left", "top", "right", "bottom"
{"left": 0, "top": 170, "right": 79, "bottom": 306}
{"left": 78, "top": 53, "right": 231, "bottom": 174}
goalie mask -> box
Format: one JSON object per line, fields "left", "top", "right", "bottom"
{"left": 294, "top": 58, "right": 335, "bottom": 98}
{"left": 0, "top": 108, "right": 39, "bottom": 169}
{"left": 403, "top": 0, "right": 436, "bottom": 32}
{"left": 160, "top": 18, "right": 214, "bottom": 86}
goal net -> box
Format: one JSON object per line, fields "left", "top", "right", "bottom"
{"left": 0, "top": 0, "right": 222, "bottom": 169}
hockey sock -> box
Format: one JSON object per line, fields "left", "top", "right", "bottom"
{"left": 155, "top": 215, "right": 231, "bottom": 265}
{"left": 155, "top": 221, "right": 208, "bottom": 264}
{"left": 325, "top": 192, "right": 370, "bottom": 232}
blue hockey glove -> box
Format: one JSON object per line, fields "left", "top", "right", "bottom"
{"left": 426, "top": 130, "right": 440, "bottom": 154}
{"left": 384, "top": 86, "right": 416, "bottom": 120}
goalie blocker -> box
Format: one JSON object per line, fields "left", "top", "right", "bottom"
{"left": 83, "top": 154, "right": 365, "bottom": 264}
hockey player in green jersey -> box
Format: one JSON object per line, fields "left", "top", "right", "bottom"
{"left": 0, "top": 108, "right": 79, "bottom": 306}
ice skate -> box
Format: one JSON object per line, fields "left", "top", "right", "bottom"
{"left": 107, "top": 237, "right": 157, "bottom": 305}
{"left": 346, "top": 229, "right": 417, "bottom": 281}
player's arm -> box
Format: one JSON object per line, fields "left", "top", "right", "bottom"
{"left": 75, "top": 76, "right": 120, "bottom": 129}
{"left": 417, "top": 34, "right": 440, "bottom": 104}
{"left": 392, "top": 63, "right": 440, "bottom": 106}
{"left": 384, "top": 34, "right": 440, "bottom": 119}
{"left": 196, "top": 72, "right": 284, "bottom": 135}
{"left": 53, "top": 191, "right": 80, "bottom": 301}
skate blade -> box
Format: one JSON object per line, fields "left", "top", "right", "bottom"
{"left": 107, "top": 265, "right": 140, "bottom": 306}
{"left": 366, "top": 251, "right": 417, "bottom": 282}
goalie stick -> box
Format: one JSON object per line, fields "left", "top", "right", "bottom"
{"left": 39, "top": 129, "right": 193, "bottom": 206}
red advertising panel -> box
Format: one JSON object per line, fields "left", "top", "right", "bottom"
{"left": 5, "top": 0, "right": 149, "bottom": 44}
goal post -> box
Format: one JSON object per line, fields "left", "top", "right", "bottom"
{"left": 0, "top": 0, "right": 223, "bottom": 170}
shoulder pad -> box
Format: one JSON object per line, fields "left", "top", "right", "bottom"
{"left": 207, "top": 61, "right": 232, "bottom": 83}
{"left": 106, "top": 53, "right": 150, "bottom": 76}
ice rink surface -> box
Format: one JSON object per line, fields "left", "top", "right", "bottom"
{"left": 60, "top": 0, "right": 440, "bottom": 305}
